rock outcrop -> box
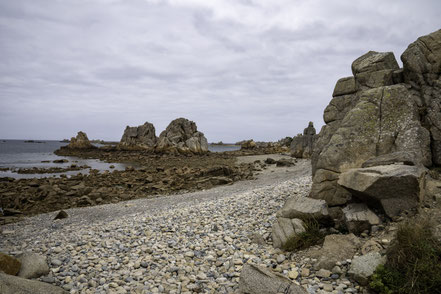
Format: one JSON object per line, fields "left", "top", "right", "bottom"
{"left": 66, "top": 131, "right": 95, "bottom": 149}
{"left": 309, "top": 29, "right": 441, "bottom": 219}
{"left": 118, "top": 122, "right": 157, "bottom": 150}
{"left": 156, "top": 118, "right": 208, "bottom": 154}
{"left": 290, "top": 122, "right": 318, "bottom": 158}
{"left": 240, "top": 139, "right": 257, "bottom": 150}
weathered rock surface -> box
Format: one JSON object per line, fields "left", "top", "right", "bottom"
{"left": 314, "top": 234, "right": 361, "bottom": 270}
{"left": 401, "top": 29, "right": 441, "bottom": 165}
{"left": 156, "top": 118, "right": 208, "bottom": 154}
{"left": 272, "top": 218, "right": 305, "bottom": 248}
{"left": 338, "top": 165, "right": 427, "bottom": 217}
{"left": 342, "top": 203, "right": 381, "bottom": 234}
{"left": 0, "top": 253, "right": 21, "bottom": 275}
{"left": 66, "top": 131, "right": 94, "bottom": 149}
{"left": 239, "top": 264, "right": 308, "bottom": 294}
{"left": 240, "top": 139, "right": 257, "bottom": 150}
{"left": 0, "top": 272, "right": 68, "bottom": 294}
{"left": 118, "top": 122, "right": 157, "bottom": 150}
{"left": 290, "top": 122, "right": 318, "bottom": 158}
{"left": 310, "top": 30, "right": 441, "bottom": 209}
{"left": 17, "top": 252, "right": 49, "bottom": 279}
{"left": 276, "top": 195, "right": 329, "bottom": 222}
{"left": 348, "top": 252, "right": 385, "bottom": 285}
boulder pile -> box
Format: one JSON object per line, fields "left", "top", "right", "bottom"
{"left": 309, "top": 29, "right": 441, "bottom": 222}
{"left": 274, "top": 29, "right": 441, "bottom": 240}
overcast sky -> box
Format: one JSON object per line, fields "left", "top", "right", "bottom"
{"left": 1, "top": 0, "right": 440, "bottom": 142}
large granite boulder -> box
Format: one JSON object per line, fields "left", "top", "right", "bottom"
{"left": 67, "top": 131, "right": 94, "bottom": 149}
{"left": 239, "top": 264, "right": 308, "bottom": 294}
{"left": 290, "top": 122, "right": 318, "bottom": 158}
{"left": 348, "top": 252, "right": 386, "bottom": 285}
{"left": 17, "top": 253, "right": 49, "bottom": 279}
{"left": 118, "top": 122, "right": 157, "bottom": 150}
{"left": 338, "top": 165, "right": 427, "bottom": 217}
{"left": 156, "top": 118, "right": 208, "bottom": 154}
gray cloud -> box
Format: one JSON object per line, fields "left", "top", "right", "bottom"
{"left": 1, "top": 0, "right": 440, "bottom": 142}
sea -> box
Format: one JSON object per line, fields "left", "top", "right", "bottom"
{"left": 0, "top": 140, "right": 240, "bottom": 179}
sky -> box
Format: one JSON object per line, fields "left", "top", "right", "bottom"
{"left": 1, "top": 0, "right": 441, "bottom": 142}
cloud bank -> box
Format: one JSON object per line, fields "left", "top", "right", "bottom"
{"left": 1, "top": 0, "right": 440, "bottom": 142}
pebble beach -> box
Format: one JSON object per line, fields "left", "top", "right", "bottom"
{"left": 0, "top": 158, "right": 362, "bottom": 294}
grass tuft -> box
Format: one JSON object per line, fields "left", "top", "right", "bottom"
{"left": 282, "top": 218, "right": 325, "bottom": 252}
{"left": 369, "top": 219, "right": 441, "bottom": 294}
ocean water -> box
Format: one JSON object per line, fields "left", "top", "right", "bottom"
{"left": 0, "top": 140, "right": 127, "bottom": 179}
{"left": 0, "top": 140, "right": 240, "bottom": 179}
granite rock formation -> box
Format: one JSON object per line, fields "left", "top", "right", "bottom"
{"left": 67, "top": 131, "right": 95, "bottom": 149}
{"left": 118, "top": 122, "right": 157, "bottom": 150}
{"left": 309, "top": 29, "right": 441, "bottom": 217}
{"left": 156, "top": 118, "right": 208, "bottom": 154}
{"left": 290, "top": 122, "right": 318, "bottom": 158}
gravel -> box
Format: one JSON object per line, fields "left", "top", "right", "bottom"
{"left": 0, "top": 157, "right": 363, "bottom": 293}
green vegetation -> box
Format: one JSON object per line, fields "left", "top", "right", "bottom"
{"left": 282, "top": 218, "right": 325, "bottom": 251}
{"left": 369, "top": 220, "right": 441, "bottom": 294}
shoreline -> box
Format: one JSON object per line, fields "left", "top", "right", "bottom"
{"left": 0, "top": 158, "right": 315, "bottom": 293}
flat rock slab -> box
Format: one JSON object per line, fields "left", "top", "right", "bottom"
{"left": 338, "top": 165, "right": 426, "bottom": 217}
{"left": 239, "top": 264, "right": 307, "bottom": 294}
{"left": 0, "top": 273, "right": 67, "bottom": 294}
{"left": 314, "top": 234, "right": 361, "bottom": 270}
{"left": 276, "top": 195, "right": 329, "bottom": 221}
{"left": 349, "top": 252, "right": 385, "bottom": 285}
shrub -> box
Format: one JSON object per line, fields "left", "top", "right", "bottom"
{"left": 282, "top": 218, "right": 325, "bottom": 251}
{"left": 369, "top": 220, "right": 441, "bottom": 294}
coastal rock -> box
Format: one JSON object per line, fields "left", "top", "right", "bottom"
{"left": 342, "top": 203, "right": 381, "bottom": 234}
{"left": 277, "top": 194, "right": 329, "bottom": 222}
{"left": 314, "top": 234, "right": 361, "bottom": 270}
{"left": 239, "top": 264, "right": 308, "bottom": 294}
{"left": 156, "top": 118, "right": 208, "bottom": 154}
{"left": 0, "top": 253, "right": 21, "bottom": 275}
{"left": 0, "top": 273, "right": 68, "bottom": 294}
{"left": 338, "top": 165, "right": 426, "bottom": 217}
{"left": 118, "top": 122, "right": 157, "bottom": 150}
{"left": 401, "top": 29, "right": 441, "bottom": 165}
{"left": 348, "top": 252, "right": 385, "bottom": 285}
{"left": 290, "top": 122, "right": 318, "bottom": 158}
{"left": 17, "top": 252, "right": 49, "bottom": 279}
{"left": 310, "top": 46, "right": 433, "bottom": 207}
{"left": 272, "top": 217, "right": 305, "bottom": 248}
{"left": 54, "top": 210, "right": 68, "bottom": 220}
{"left": 240, "top": 139, "right": 257, "bottom": 150}
{"left": 67, "top": 131, "right": 94, "bottom": 149}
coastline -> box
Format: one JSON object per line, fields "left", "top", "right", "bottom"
{"left": 0, "top": 158, "right": 314, "bottom": 293}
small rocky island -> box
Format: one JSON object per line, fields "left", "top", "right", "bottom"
{"left": 1, "top": 29, "right": 441, "bottom": 294}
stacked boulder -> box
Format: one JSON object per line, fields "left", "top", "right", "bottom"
{"left": 156, "top": 118, "right": 209, "bottom": 154}
{"left": 66, "top": 131, "right": 95, "bottom": 149}
{"left": 118, "top": 122, "right": 157, "bottom": 150}
{"left": 290, "top": 121, "right": 318, "bottom": 158}
{"left": 274, "top": 29, "right": 441, "bottom": 241}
